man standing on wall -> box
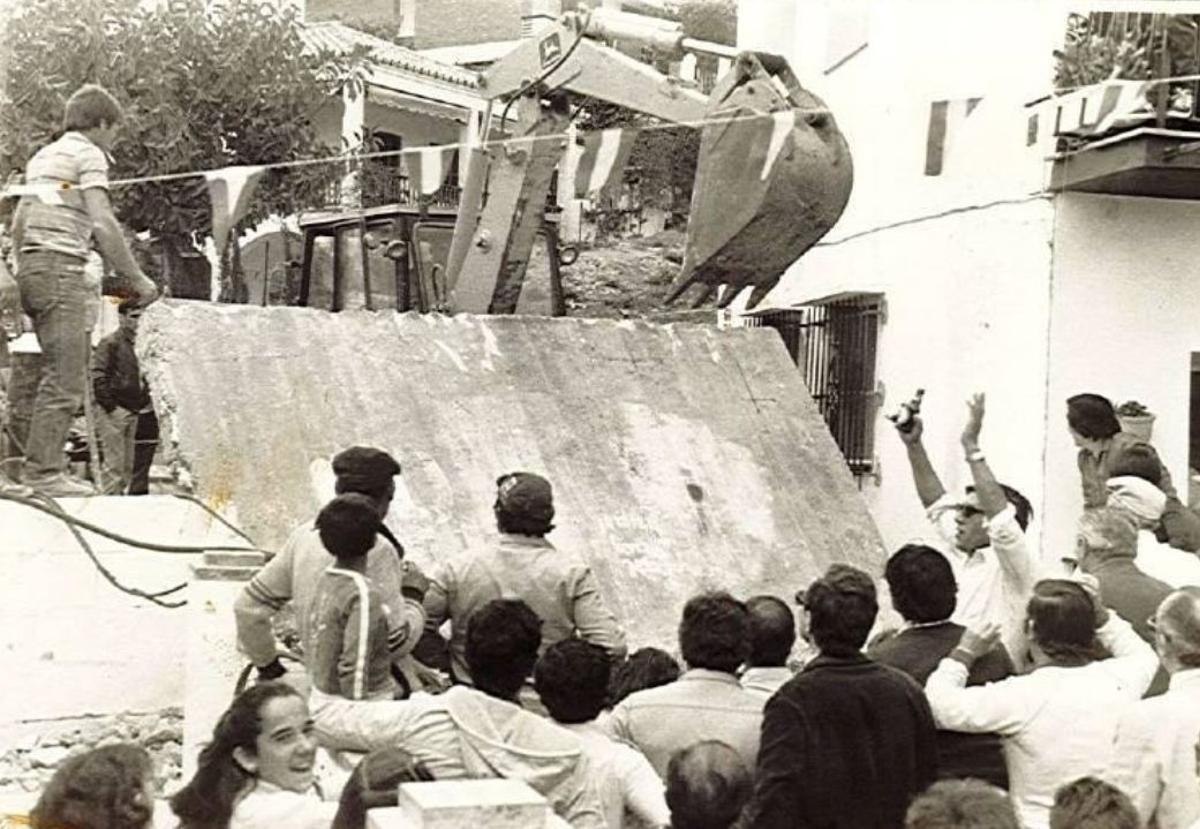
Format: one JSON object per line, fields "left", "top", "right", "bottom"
{"left": 10, "top": 84, "right": 158, "bottom": 497}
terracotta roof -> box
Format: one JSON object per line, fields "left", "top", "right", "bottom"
{"left": 300, "top": 21, "right": 481, "bottom": 89}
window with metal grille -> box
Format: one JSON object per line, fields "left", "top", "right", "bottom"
{"left": 752, "top": 295, "right": 884, "bottom": 483}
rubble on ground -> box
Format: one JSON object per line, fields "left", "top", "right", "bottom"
{"left": 561, "top": 230, "right": 720, "bottom": 323}
{"left": 0, "top": 708, "right": 183, "bottom": 795}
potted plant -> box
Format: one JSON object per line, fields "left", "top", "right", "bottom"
{"left": 1116, "top": 400, "right": 1155, "bottom": 440}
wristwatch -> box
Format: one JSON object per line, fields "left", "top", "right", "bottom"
{"left": 966, "top": 450, "right": 986, "bottom": 464}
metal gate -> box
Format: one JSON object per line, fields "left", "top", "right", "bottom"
{"left": 753, "top": 296, "right": 883, "bottom": 483}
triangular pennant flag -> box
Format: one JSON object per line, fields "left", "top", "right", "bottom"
{"left": 2, "top": 182, "right": 65, "bottom": 205}
{"left": 574, "top": 128, "right": 636, "bottom": 199}
{"left": 204, "top": 165, "right": 266, "bottom": 255}
{"left": 760, "top": 110, "right": 795, "bottom": 180}
{"left": 410, "top": 146, "right": 454, "bottom": 196}
{"left": 1050, "top": 79, "right": 1150, "bottom": 139}
{"left": 573, "top": 131, "right": 604, "bottom": 199}
{"left": 924, "top": 97, "right": 982, "bottom": 176}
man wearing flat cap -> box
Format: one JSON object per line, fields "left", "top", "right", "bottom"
{"left": 423, "top": 471, "right": 626, "bottom": 685}
{"left": 235, "top": 446, "right": 428, "bottom": 690}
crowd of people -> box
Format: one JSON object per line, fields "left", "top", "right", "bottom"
{"left": 20, "top": 388, "right": 1200, "bottom": 829}
{"left": 8, "top": 83, "right": 1200, "bottom": 829}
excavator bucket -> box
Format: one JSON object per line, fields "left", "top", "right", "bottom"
{"left": 666, "top": 52, "right": 853, "bottom": 311}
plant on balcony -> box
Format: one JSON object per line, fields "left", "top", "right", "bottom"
{"left": 1116, "top": 400, "right": 1152, "bottom": 418}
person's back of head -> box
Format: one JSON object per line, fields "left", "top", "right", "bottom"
{"left": 885, "top": 544, "right": 957, "bottom": 625}
{"left": 1049, "top": 777, "right": 1139, "bottom": 829}
{"left": 1153, "top": 586, "right": 1200, "bottom": 671}
{"left": 534, "top": 639, "right": 611, "bottom": 724}
{"left": 315, "top": 493, "right": 380, "bottom": 564}
{"left": 1105, "top": 476, "right": 1167, "bottom": 531}
{"left": 1108, "top": 443, "right": 1164, "bottom": 488}
{"left": 905, "top": 779, "right": 1019, "bottom": 829}
{"left": 31, "top": 743, "right": 154, "bottom": 829}
{"left": 493, "top": 471, "right": 555, "bottom": 536}
{"left": 665, "top": 741, "right": 751, "bottom": 829}
{"left": 609, "top": 647, "right": 681, "bottom": 705}
{"left": 1075, "top": 508, "right": 1138, "bottom": 570}
{"left": 805, "top": 564, "right": 878, "bottom": 658}
{"left": 679, "top": 592, "right": 750, "bottom": 674}
{"left": 745, "top": 595, "right": 795, "bottom": 668}
{"left": 1027, "top": 580, "right": 1103, "bottom": 666}
{"left": 465, "top": 599, "right": 543, "bottom": 700}
{"left": 331, "top": 446, "right": 401, "bottom": 512}
{"left": 63, "top": 84, "right": 123, "bottom": 132}
{"left": 1067, "top": 394, "right": 1121, "bottom": 442}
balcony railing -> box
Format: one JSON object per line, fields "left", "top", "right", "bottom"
{"left": 320, "top": 162, "right": 462, "bottom": 210}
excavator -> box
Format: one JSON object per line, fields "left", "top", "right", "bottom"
{"left": 294, "top": 5, "right": 853, "bottom": 317}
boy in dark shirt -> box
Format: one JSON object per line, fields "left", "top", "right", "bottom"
{"left": 307, "top": 494, "right": 396, "bottom": 701}
{"left": 869, "top": 543, "right": 1014, "bottom": 788}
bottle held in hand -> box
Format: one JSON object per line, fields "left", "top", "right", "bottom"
{"left": 887, "top": 388, "right": 925, "bottom": 433}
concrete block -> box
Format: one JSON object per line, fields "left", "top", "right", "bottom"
{"left": 182, "top": 551, "right": 262, "bottom": 779}
{"left": 368, "top": 779, "right": 549, "bottom": 829}
{"left": 0, "top": 496, "right": 247, "bottom": 727}
{"left": 139, "top": 302, "right": 887, "bottom": 652}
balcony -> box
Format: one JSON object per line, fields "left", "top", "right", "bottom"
{"left": 319, "top": 161, "right": 462, "bottom": 210}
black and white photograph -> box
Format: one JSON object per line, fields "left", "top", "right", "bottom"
{"left": 2, "top": 0, "right": 1200, "bottom": 827}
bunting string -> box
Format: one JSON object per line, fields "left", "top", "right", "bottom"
{"left": 5, "top": 69, "right": 1200, "bottom": 240}
{"left": 1, "top": 107, "right": 835, "bottom": 200}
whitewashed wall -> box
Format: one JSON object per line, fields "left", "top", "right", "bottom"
{"left": 1042, "top": 193, "right": 1200, "bottom": 561}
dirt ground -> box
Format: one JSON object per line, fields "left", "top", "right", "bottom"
{"left": 560, "top": 230, "right": 720, "bottom": 323}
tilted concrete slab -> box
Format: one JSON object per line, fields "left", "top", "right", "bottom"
{"left": 0, "top": 495, "right": 248, "bottom": 723}
{"left": 138, "top": 301, "right": 886, "bottom": 649}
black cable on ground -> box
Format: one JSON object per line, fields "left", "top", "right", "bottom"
{"left": 28, "top": 491, "right": 188, "bottom": 609}
{"left": 169, "top": 492, "right": 256, "bottom": 545}
{"left": 0, "top": 489, "right": 273, "bottom": 555}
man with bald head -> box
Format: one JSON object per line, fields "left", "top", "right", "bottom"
{"left": 740, "top": 595, "right": 796, "bottom": 697}
{"left": 1110, "top": 587, "right": 1200, "bottom": 828}
{"left": 665, "top": 741, "right": 752, "bottom": 829}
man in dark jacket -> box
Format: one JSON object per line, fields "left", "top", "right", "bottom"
{"left": 869, "top": 543, "right": 1014, "bottom": 788}
{"left": 1074, "top": 506, "right": 1173, "bottom": 695}
{"left": 91, "top": 300, "right": 155, "bottom": 494}
{"left": 742, "top": 564, "right": 939, "bottom": 829}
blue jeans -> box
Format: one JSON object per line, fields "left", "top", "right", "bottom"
{"left": 16, "top": 250, "right": 91, "bottom": 478}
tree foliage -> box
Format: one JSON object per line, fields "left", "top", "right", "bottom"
{"left": 0, "top": 0, "right": 369, "bottom": 296}
{"left": 574, "top": 0, "right": 737, "bottom": 222}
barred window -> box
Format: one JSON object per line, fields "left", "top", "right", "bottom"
{"left": 753, "top": 294, "right": 884, "bottom": 484}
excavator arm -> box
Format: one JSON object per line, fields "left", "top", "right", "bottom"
{"left": 445, "top": 6, "right": 853, "bottom": 314}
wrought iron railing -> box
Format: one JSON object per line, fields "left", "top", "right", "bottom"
{"left": 750, "top": 296, "right": 884, "bottom": 484}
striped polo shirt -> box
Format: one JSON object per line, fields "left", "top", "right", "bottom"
{"left": 19, "top": 131, "right": 110, "bottom": 259}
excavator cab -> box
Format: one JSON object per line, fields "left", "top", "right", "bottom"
{"left": 294, "top": 204, "right": 565, "bottom": 315}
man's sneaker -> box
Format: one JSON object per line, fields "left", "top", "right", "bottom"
{"left": 0, "top": 476, "right": 32, "bottom": 498}
{"left": 25, "top": 473, "right": 96, "bottom": 498}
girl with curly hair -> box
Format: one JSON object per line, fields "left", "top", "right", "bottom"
{"left": 31, "top": 743, "right": 155, "bottom": 829}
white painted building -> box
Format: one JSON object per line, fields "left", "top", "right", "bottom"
{"left": 737, "top": 0, "right": 1200, "bottom": 565}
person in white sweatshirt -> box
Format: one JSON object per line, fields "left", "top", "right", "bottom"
{"left": 925, "top": 578, "right": 1158, "bottom": 829}
{"left": 1109, "top": 587, "right": 1200, "bottom": 829}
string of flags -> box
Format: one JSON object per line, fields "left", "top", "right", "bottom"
{"left": 0, "top": 108, "right": 817, "bottom": 252}
{"left": 922, "top": 73, "right": 1200, "bottom": 177}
